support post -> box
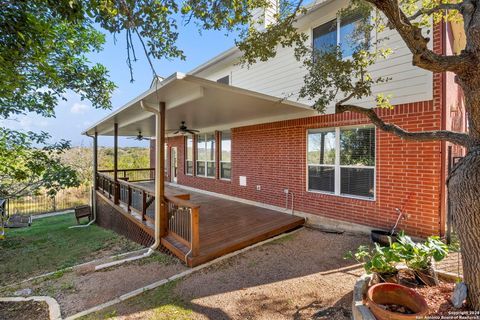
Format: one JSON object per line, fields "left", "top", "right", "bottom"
{"left": 113, "top": 123, "right": 119, "bottom": 204}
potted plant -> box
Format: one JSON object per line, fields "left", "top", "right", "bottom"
{"left": 345, "top": 243, "right": 401, "bottom": 284}
{"left": 393, "top": 234, "right": 449, "bottom": 286}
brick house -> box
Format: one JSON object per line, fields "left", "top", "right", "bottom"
{"left": 84, "top": 0, "right": 466, "bottom": 265}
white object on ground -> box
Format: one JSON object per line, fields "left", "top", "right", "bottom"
{"left": 32, "top": 210, "right": 72, "bottom": 220}
{"left": 13, "top": 288, "right": 32, "bottom": 296}
{"left": 0, "top": 296, "right": 61, "bottom": 320}
{"left": 451, "top": 282, "right": 468, "bottom": 308}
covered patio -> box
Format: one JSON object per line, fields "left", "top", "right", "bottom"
{"left": 85, "top": 72, "right": 312, "bottom": 266}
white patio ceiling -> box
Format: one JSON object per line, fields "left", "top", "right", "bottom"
{"left": 83, "top": 72, "right": 316, "bottom": 137}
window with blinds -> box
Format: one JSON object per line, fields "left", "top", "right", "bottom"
{"left": 307, "top": 126, "right": 375, "bottom": 199}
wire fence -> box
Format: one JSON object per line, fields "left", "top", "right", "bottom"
{"left": 6, "top": 186, "right": 90, "bottom": 216}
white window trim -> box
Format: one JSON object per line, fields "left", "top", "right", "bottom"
{"left": 196, "top": 133, "right": 216, "bottom": 178}
{"left": 311, "top": 11, "right": 371, "bottom": 59}
{"left": 306, "top": 126, "right": 376, "bottom": 201}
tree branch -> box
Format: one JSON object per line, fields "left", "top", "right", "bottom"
{"left": 336, "top": 103, "right": 476, "bottom": 148}
{"left": 365, "top": 0, "right": 473, "bottom": 73}
{"left": 408, "top": 3, "right": 462, "bottom": 21}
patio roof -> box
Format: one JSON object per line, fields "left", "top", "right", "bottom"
{"left": 83, "top": 72, "right": 316, "bottom": 137}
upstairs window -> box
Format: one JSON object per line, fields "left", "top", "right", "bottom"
{"left": 307, "top": 126, "right": 375, "bottom": 199}
{"left": 196, "top": 133, "right": 216, "bottom": 178}
{"left": 313, "top": 11, "right": 368, "bottom": 57}
{"left": 220, "top": 131, "right": 231, "bottom": 180}
{"left": 185, "top": 135, "right": 193, "bottom": 175}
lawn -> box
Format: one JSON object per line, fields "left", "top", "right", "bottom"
{"left": 81, "top": 280, "right": 193, "bottom": 320}
{"left": 0, "top": 213, "right": 142, "bottom": 285}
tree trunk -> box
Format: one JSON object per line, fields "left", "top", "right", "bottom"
{"left": 448, "top": 148, "right": 480, "bottom": 310}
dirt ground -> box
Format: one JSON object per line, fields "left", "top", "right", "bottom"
{"left": 0, "top": 300, "right": 49, "bottom": 320}
{"left": 87, "top": 228, "right": 369, "bottom": 320}
{"left": 0, "top": 253, "right": 188, "bottom": 318}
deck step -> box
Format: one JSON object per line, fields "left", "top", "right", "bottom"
{"left": 161, "top": 235, "right": 190, "bottom": 264}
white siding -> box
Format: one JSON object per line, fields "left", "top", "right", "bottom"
{"left": 193, "top": 0, "right": 433, "bottom": 114}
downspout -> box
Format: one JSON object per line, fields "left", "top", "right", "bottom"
{"left": 439, "top": 18, "right": 448, "bottom": 237}
{"left": 94, "top": 101, "right": 165, "bottom": 270}
{"left": 140, "top": 100, "right": 165, "bottom": 255}
{"left": 69, "top": 132, "right": 98, "bottom": 229}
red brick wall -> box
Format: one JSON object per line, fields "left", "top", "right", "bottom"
{"left": 151, "top": 24, "right": 457, "bottom": 238}
{"left": 162, "top": 101, "right": 443, "bottom": 237}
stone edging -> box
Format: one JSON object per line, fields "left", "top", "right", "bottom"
{"left": 0, "top": 296, "right": 61, "bottom": 320}
{"left": 351, "top": 274, "right": 376, "bottom": 320}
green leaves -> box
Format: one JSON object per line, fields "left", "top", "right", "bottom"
{"left": 0, "top": 1, "right": 115, "bottom": 118}
{"left": 346, "top": 233, "right": 449, "bottom": 275}
{"left": 390, "top": 233, "right": 449, "bottom": 270}
{"left": 0, "top": 128, "right": 80, "bottom": 199}
{"left": 345, "top": 242, "right": 400, "bottom": 274}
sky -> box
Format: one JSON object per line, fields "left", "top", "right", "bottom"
{"left": 1, "top": 22, "right": 238, "bottom": 148}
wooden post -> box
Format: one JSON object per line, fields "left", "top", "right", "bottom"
{"left": 127, "top": 185, "right": 132, "bottom": 212}
{"left": 142, "top": 190, "right": 147, "bottom": 221}
{"left": 191, "top": 207, "right": 200, "bottom": 257}
{"left": 113, "top": 123, "right": 119, "bottom": 205}
{"left": 159, "top": 102, "right": 167, "bottom": 237}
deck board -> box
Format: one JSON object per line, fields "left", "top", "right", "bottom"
{"left": 136, "top": 183, "right": 305, "bottom": 266}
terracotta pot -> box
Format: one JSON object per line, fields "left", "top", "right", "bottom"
{"left": 367, "top": 283, "right": 429, "bottom": 320}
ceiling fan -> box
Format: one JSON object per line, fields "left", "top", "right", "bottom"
{"left": 127, "top": 131, "right": 151, "bottom": 141}
{"left": 167, "top": 121, "right": 200, "bottom": 135}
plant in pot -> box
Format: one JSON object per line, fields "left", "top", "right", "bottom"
{"left": 345, "top": 243, "right": 401, "bottom": 284}
{"left": 394, "top": 233, "right": 449, "bottom": 286}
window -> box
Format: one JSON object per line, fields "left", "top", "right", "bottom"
{"left": 217, "top": 75, "right": 229, "bottom": 85}
{"left": 220, "top": 131, "right": 231, "bottom": 179}
{"left": 313, "top": 11, "right": 368, "bottom": 57}
{"left": 185, "top": 135, "right": 193, "bottom": 175}
{"left": 196, "top": 133, "right": 216, "bottom": 178}
{"left": 307, "top": 127, "right": 375, "bottom": 199}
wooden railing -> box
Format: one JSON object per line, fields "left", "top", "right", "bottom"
{"left": 96, "top": 172, "right": 155, "bottom": 221}
{"left": 98, "top": 168, "right": 155, "bottom": 182}
{"left": 96, "top": 169, "right": 200, "bottom": 258}
{"left": 165, "top": 195, "right": 200, "bottom": 257}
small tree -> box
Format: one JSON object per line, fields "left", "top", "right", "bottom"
{"left": 0, "top": 128, "right": 79, "bottom": 199}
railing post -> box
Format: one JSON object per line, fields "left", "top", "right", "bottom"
{"left": 191, "top": 207, "right": 200, "bottom": 257}
{"left": 127, "top": 185, "right": 132, "bottom": 212}
{"left": 141, "top": 190, "right": 147, "bottom": 221}
{"left": 114, "top": 181, "right": 120, "bottom": 205}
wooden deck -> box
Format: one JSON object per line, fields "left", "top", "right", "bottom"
{"left": 136, "top": 183, "right": 305, "bottom": 267}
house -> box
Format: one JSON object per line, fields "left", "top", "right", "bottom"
{"left": 84, "top": 0, "right": 466, "bottom": 266}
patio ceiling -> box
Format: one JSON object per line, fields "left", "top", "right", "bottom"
{"left": 83, "top": 72, "right": 316, "bottom": 137}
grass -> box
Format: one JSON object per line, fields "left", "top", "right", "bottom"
{"left": 81, "top": 280, "right": 193, "bottom": 320}
{"left": 0, "top": 213, "right": 142, "bottom": 285}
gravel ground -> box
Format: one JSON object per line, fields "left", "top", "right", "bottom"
{"left": 87, "top": 228, "right": 369, "bottom": 320}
